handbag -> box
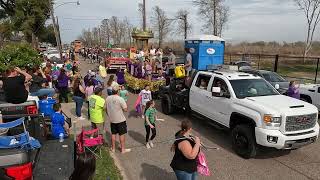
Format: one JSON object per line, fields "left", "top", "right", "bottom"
{"left": 197, "top": 150, "right": 211, "bottom": 176}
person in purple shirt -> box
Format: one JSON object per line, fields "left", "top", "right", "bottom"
{"left": 116, "top": 68, "right": 125, "bottom": 85}
{"left": 287, "top": 81, "right": 300, "bottom": 99}
{"left": 57, "top": 68, "right": 69, "bottom": 103}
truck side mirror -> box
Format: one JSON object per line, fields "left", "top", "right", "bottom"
{"left": 212, "top": 87, "right": 221, "bottom": 97}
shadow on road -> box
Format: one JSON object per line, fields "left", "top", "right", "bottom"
{"left": 128, "top": 109, "right": 138, "bottom": 118}
{"left": 128, "top": 130, "right": 146, "bottom": 146}
{"left": 140, "top": 163, "right": 175, "bottom": 180}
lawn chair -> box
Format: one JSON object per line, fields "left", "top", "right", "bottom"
{"left": 0, "top": 118, "right": 41, "bottom": 150}
{"left": 76, "top": 128, "right": 104, "bottom": 158}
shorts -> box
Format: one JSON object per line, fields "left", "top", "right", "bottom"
{"left": 110, "top": 121, "right": 127, "bottom": 135}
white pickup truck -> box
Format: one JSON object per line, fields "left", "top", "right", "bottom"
{"left": 299, "top": 84, "right": 320, "bottom": 110}
{"left": 160, "top": 70, "right": 319, "bottom": 158}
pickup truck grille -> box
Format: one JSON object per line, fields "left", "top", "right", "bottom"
{"left": 286, "top": 113, "right": 317, "bottom": 132}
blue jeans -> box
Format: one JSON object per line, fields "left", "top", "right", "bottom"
{"left": 174, "top": 170, "right": 198, "bottom": 180}
{"left": 72, "top": 96, "right": 84, "bottom": 117}
{"left": 30, "top": 88, "right": 55, "bottom": 97}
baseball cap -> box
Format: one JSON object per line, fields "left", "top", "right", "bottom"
{"left": 94, "top": 87, "right": 103, "bottom": 94}
{"left": 112, "top": 84, "right": 120, "bottom": 91}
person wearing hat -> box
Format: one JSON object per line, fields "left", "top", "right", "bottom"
{"left": 106, "top": 85, "right": 131, "bottom": 154}
{"left": 166, "top": 49, "right": 176, "bottom": 76}
{"left": 88, "top": 87, "right": 106, "bottom": 140}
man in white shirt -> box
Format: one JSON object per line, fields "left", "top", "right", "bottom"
{"left": 106, "top": 85, "right": 131, "bottom": 154}
{"left": 184, "top": 48, "right": 193, "bottom": 76}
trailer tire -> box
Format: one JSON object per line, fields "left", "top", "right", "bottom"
{"left": 161, "top": 94, "right": 173, "bottom": 115}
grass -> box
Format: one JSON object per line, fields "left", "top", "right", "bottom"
{"left": 94, "top": 147, "right": 123, "bottom": 180}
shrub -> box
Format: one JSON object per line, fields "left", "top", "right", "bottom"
{"left": 0, "top": 43, "right": 42, "bottom": 72}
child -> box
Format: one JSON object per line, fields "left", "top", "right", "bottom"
{"left": 119, "top": 85, "right": 129, "bottom": 102}
{"left": 145, "top": 60, "right": 152, "bottom": 81}
{"left": 51, "top": 103, "right": 69, "bottom": 139}
{"left": 139, "top": 85, "right": 152, "bottom": 118}
{"left": 145, "top": 100, "right": 157, "bottom": 149}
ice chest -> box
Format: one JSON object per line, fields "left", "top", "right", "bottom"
{"left": 175, "top": 66, "right": 186, "bottom": 78}
{"left": 185, "top": 35, "right": 225, "bottom": 71}
{"left": 39, "top": 98, "right": 56, "bottom": 116}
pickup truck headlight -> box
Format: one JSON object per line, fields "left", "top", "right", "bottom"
{"left": 264, "top": 115, "right": 281, "bottom": 127}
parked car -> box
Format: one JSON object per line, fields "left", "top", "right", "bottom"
{"left": 241, "top": 70, "right": 289, "bottom": 94}
{"left": 231, "top": 61, "right": 253, "bottom": 70}
{"left": 298, "top": 84, "right": 320, "bottom": 110}
{"left": 160, "top": 69, "right": 319, "bottom": 158}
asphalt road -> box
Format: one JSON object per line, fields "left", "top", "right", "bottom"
{"left": 69, "top": 59, "right": 320, "bottom": 180}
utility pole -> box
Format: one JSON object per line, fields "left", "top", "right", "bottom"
{"left": 56, "top": 16, "right": 63, "bottom": 51}
{"left": 49, "top": 1, "right": 63, "bottom": 60}
{"left": 213, "top": 0, "right": 217, "bottom": 36}
{"left": 143, "top": 0, "right": 146, "bottom": 31}
{"left": 184, "top": 14, "right": 188, "bottom": 39}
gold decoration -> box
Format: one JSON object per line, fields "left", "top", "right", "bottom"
{"left": 125, "top": 72, "right": 165, "bottom": 91}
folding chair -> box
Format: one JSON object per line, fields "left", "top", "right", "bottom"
{"left": 77, "top": 128, "right": 104, "bottom": 158}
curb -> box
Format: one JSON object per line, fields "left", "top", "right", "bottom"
{"left": 109, "top": 152, "right": 129, "bottom": 180}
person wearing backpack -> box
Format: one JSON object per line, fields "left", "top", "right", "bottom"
{"left": 170, "top": 120, "right": 200, "bottom": 180}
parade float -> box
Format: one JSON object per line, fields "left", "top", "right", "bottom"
{"left": 124, "top": 0, "right": 165, "bottom": 92}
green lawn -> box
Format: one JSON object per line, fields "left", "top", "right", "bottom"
{"left": 94, "top": 147, "right": 123, "bottom": 180}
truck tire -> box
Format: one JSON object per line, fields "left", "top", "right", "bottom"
{"left": 300, "top": 95, "right": 312, "bottom": 104}
{"left": 161, "top": 94, "right": 173, "bottom": 115}
{"left": 231, "top": 125, "right": 257, "bottom": 159}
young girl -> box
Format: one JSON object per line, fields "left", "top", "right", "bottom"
{"left": 145, "top": 100, "right": 157, "bottom": 149}
{"left": 139, "top": 85, "right": 152, "bottom": 118}
{"left": 119, "top": 85, "right": 129, "bottom": 102}
{"left": 145, "top": 60, "right": 152, "bottom": 81}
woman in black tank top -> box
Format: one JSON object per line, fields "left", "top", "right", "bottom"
{"left": 170, "top": 120, "right": 201, "bottom": 180}
{"left": 72, "top": 78, "right": 86, "bottom": 120}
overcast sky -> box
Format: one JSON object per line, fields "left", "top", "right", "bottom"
{"left": 53, "top": 0, "right": 313, "bottom": 44}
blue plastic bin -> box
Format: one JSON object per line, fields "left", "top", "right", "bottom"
{"left": 39, "top": 98, "right": 56, "bottom": 116}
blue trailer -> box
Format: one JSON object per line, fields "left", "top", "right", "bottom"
{"left": 185, "top": 35, "right": 225, "bottom": 70}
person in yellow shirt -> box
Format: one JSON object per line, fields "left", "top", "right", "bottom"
{"left": 99, "top": 62, "right": 107, "bottom": 79}
{"left": 88, "top": 87, "right": 106, "bottom": 140}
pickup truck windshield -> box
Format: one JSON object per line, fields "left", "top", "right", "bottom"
{"left": 230, "top": 79, "right": 279, "bottom": 99}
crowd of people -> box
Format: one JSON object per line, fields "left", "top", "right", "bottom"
{"left": 0, "top": 44, "right": 204, "bottom": 180}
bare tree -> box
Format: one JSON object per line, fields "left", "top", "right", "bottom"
{"left": 295, "top": 0, "right": 320, "bottom": 59}
{"left": 151, "top": 6, "right": 171, "bottom": 48}
{"left": 101, "top": 19, "right": 111, "bottom": 46}
{"left": 175, "top": 9, "right": 192, "bottom": 39}
{"left": 78, "top": 28, "right": 93, "bottom": 47}
{"left": 109, "top": 16, "right": 127, "bottom": 46}
{"left": 193, "top": 0, "right": 230, "bottom": 36}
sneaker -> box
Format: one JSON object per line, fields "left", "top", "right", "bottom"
{"left": 146, "top": 142, "right": 151, "bottom": 149}
{"left": 142, "top": 115, "right": 145, "bottom": 119}
{"left": 149, "top": 141, "right": 154, "bottom": 148}
{"left": 78, "top": 116, "right": 85, "bottom": 120}
{"left": 121, "top": 149, "right": 131, "bottom": 154}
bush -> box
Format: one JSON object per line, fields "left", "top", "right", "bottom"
{"left": 0, "top": 43, "right": 42, "bottom": 72}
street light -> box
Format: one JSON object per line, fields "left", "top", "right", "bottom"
{"left": 54, "top": 1, "right": 80, "bottom": 10}
{"left": 50, "top": 0, "right": 80, "bottom": 59}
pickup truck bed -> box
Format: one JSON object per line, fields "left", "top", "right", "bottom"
{"left": 33, "top": 139, "right": 74, "bottom": 180}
